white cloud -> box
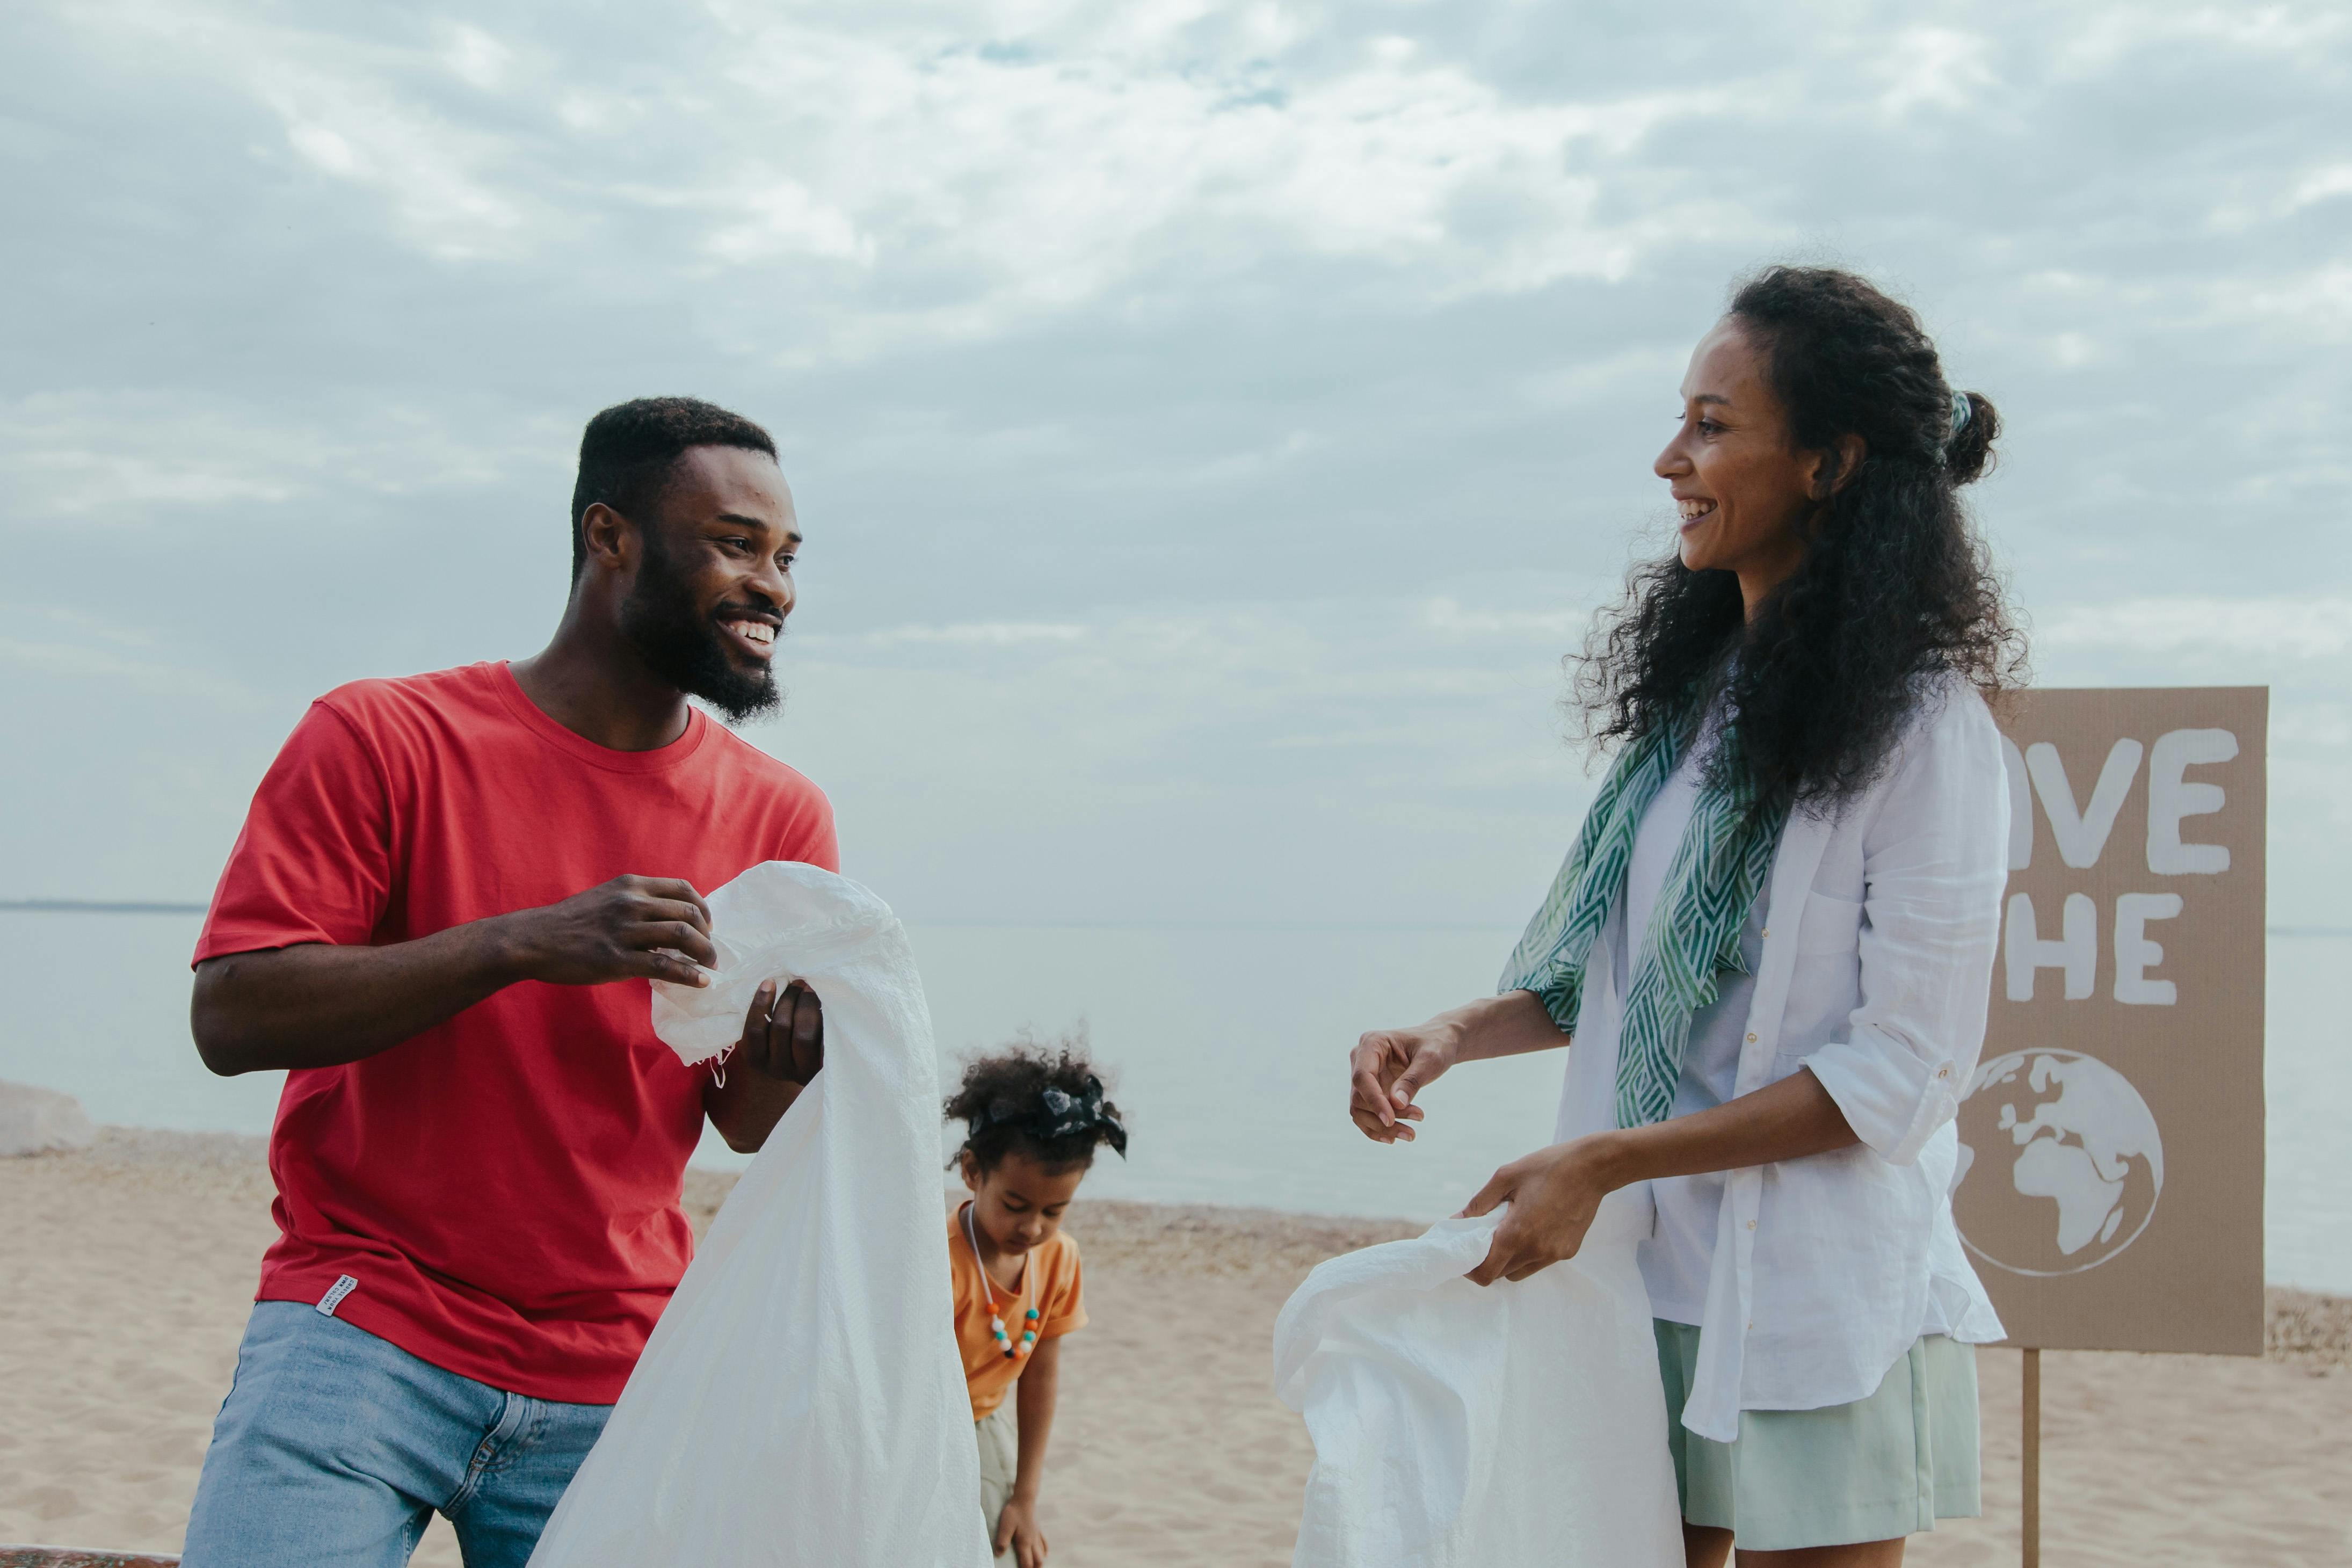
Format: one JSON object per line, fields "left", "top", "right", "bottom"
{"left": 255, "top": 76, "right": 528, "bottom": 260}
{"left": 673, "top": 21, "right": 1758, "bottom": 355}
{"left": 1417, "top": 596, "right": 1593, "bottom": 643}
{"left": 702, "top": 180, "right": 876, "bottom": 267}
{"left": 6, "top": 0, "right": 2352, "bottom": 926}
{"left": 2055, "top": 3, "right": 2349, "bottom": 74}
{"left": 68, "top": 4, "right": 538, "bottom": 260}
{"left": 856, "top": 620, "right": 1091, "bottom": 648}
{"left": 0, "top": 632, "right": 265, "bottom": 709}
{"left": 2038, "top": 597, "right": 2352, "bottom": 660}
{"left": 61, "top": 1, "right": 1773, "bottom": 355}
{"left": 2208, "top": 160, "right": 2352, "bottom": 231}
{"left": 439, "top": 23, "right": 512, "bottom": 91}
{"left": 2290, "top": 164, "right": 2352, "bottom": 210}
{"left": 0, "top": 394, "right": 559, "bottom": 521}
{"left": 285, "top": 121, "right": 360, "bottom": 177}
{"left": 1874, "top": 26, "right": 1998, "bottom": 116}
{"left": 2212, "top": 264, "right": 2352, "bottom": 342}
{"left": 2045, "top": 331, "right": 2099, "bottom": 368}
{"left": 2274, "top": 706, "right": 2351, "bottom": 747}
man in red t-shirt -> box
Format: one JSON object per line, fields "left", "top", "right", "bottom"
{"left": 179, "top": 397, "right": 837, "bottom": 1568}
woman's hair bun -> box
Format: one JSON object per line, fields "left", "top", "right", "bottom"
{"left": 1946, "top": 390, "right": 1999, "bottom": 486}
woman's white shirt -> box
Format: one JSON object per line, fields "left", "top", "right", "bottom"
{"left": 1545, "top": 678, "right": 2008, "bottom": 1441}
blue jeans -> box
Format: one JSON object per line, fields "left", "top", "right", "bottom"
{"left": 181, "top": 1301, "right": 612, "bottom": 1568}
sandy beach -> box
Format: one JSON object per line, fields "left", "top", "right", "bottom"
{"left": 3, "top": 1129, "right": 2347, "bottom": 1565}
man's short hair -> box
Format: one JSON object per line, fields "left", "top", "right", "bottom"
{"left": 570, "top": 397, "right": 778, "bottom": 579}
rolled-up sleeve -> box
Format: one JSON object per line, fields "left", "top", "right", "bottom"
{"left": 1799, "top": 692, "right": 2010, "bottom": 1165}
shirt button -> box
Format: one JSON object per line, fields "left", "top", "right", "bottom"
{"left": 1746, "top": 1032, "right": 1758, "bottom": 1043}
{"left": 1745, "top": 1219, "right": 1756, "bottom": 1230}
{"left": 1936, "top": 1067, "right": 1950, "bottom": 1079}
{"left": 1761, "top": 927, "right": 1770, "bottom": 938}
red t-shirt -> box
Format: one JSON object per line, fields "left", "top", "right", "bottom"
{"left": 195, "top": 661, "right": 837, "bottom": 1403}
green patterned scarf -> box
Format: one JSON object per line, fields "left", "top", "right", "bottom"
{"left": 1498, "top": 717, "right": 1789, "bottom": 1129}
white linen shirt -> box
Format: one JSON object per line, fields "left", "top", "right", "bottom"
{"left": 1537, "top": 677, "right": 2009, "bottom": 1442}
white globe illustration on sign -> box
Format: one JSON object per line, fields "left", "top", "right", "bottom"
{"left": 1952, "top": 1050, "right": 2165, "bottom": 1276}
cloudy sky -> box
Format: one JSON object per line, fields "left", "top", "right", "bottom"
{"left": 5, "top": 0, "right": 2348, "bottom": 928}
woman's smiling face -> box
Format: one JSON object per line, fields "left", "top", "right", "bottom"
{"left": 1654, "top": 318, "right": 1836, "bottom": 610}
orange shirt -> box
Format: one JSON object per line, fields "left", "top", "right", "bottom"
{"left": 949, "top": 1204, "right": 1087, "bottom": 1419}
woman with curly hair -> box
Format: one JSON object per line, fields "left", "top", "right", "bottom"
{"left": 1347, "top": 266, "right": 2024, "bottom": 1565}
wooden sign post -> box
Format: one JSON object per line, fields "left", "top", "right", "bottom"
{"left": 2021, "top": 1347, "right": 2039, "bottom": 1568}
{"left": 1971, "top": 688, "right": 2267, "bottom": 1564}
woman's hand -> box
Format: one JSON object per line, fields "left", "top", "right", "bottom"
{"left": 1458, "top": 1134, "right": 1626, "bottom": 1285}
{"left": 1347, "top": 992, "right": 1572, "bottom": 1144}
{"left": 1455, "top": 1070, "right": 1861, "bottom": 1285}
{"left": 1348, "top": 1021, "right": 1459, "bottom": 1143}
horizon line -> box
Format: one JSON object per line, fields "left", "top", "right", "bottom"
{"left": 3, "top": 898, "right": 2349, "bottom": 940}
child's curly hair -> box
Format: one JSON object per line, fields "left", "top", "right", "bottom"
{"left": 946, "top": 1031, "right": 1128, "bottom": 1175}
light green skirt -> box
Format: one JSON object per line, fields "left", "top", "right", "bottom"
{"left": 1653, "top": 1320, "right": 1981, "bottom": 1552}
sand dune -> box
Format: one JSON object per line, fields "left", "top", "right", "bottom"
{"left": 3, "top": 1131, "right": 2347, "bottom": 1565}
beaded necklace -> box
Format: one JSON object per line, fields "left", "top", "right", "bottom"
{"left": 962, "top": 1202, "right": 1041, "bottom": 1361}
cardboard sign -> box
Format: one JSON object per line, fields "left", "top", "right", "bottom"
{"left": 1956, "top": 687, "right": 2267, "bottom": 1355}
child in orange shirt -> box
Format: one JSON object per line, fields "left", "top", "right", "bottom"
{"left": 945, "top": 1044, "right": 1127, "bottom": 1568}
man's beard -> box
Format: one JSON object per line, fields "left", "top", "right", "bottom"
{"left": 619, "top": 535, "right": 781, "bottom": 726}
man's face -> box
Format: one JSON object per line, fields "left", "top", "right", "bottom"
{"left": 616, "top": 445, "right": 800, "bottom": 724}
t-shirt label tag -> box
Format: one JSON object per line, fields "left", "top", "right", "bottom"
{"left": 317, "top": 1275, "right": 360, "bottom": 1318}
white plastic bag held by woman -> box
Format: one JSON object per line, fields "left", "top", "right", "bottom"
{"left": 529, "top": 861, "right": 990, "bottom": 1568}
{"left": 1274, "top": 1188, "right": 1680, "bottom": 1567}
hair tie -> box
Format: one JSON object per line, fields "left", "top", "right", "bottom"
{"left": 977, "top": 1075, "right": 1128, "bottom": 1157}
{"left": 1947, "top": 391, "right": 1972, "bottom": 445}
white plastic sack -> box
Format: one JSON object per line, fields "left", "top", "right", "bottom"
{"left": 645, "top": 867, "right": 829, "bottom": 1068}
{"left": 530, "top": 861, "right": 990, "bottom": 1568}
{"left": 1274, "top": 1190, "right": 1681, "bottom": 1568}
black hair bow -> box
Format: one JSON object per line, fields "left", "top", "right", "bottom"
{"left": 982, "top": 1075, "right": 1128, "bottom": 1157}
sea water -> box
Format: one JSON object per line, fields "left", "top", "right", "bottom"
{"left": 2, "top": 911, "right": 2344, "bottom": 1293}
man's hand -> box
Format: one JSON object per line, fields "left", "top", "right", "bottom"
{"left": 500, "top": 875, "right": 717, "bottom": 989}
{"left": 737, "top": 977, "right": 823, "bottom": 1085}
{"left": 194, "top": 872, "right": 722, "bottom": 1076}
{"left": 1347, "top": 1023, "right": 1456, "bottom": 1143}
{"left": 994, "top": 1496, "right": 1048, "bottom": 1568}
{"left": 1458, "top": 1135, "right": 1623, "bottom": 1286}
{"left": 703, "top": 978, "right": 823, "bottom": 1154}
